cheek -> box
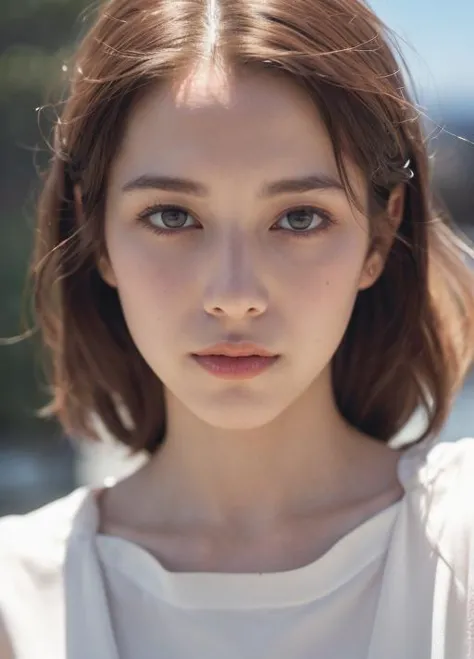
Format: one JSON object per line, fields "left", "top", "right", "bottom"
{"left": 283, "top": 233, "right": 367, "bottom": 346}
{"left": 285, "top": 233, "right": 366, "bottom": 303}
{"left": 105, "top": 230, "right": 191, "bottom": 330}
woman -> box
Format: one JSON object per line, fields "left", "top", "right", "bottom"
{"left": 1, "top": 0, "right": 474, "bottom": 657}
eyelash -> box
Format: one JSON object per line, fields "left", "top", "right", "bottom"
{"left": 134, "top": 204, "right": 336, "bottom": 239}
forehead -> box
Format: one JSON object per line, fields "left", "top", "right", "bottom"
{"left": 111, "top": 66, "right": 342, "bottom": 181}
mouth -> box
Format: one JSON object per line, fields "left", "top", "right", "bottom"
{"left": 193, "top": 341, "right": 278, "bottom": 358}
{"left": 190, "top": 353, "right": 280, "bottom": 379}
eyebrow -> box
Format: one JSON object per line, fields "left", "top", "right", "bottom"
{"left": 121, "top": 173, "right": 346, "bottom": 197}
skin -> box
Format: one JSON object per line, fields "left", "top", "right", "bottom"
{"left": 94, "top": 62, "right": 406, "bottom": 572}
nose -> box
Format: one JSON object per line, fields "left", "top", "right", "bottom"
{"left": 202, "top": 234, "right": 269, "bottom": 320}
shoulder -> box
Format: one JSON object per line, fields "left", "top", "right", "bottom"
{"left": 401, "top": 437, "right": 474, "bottom": 584}
{"left": 400, "top": 436, "right": 474, "bottom": 492}
{"left": 0, "top": 487, "right": 93, "bottom": 656}
{"left": 0, "top": 486, "right": 91, "bottom": 566}
{"left": 0, "top": 486, "right": 92, "bottom": 613}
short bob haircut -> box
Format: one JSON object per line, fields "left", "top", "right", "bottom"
{"left": 33, "top": 0, "right": 474, "bottom": 456}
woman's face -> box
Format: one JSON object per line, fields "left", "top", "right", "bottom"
{"left": 102, "top": 65, "right": 383, "bottom": 429}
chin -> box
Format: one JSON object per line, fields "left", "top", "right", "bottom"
{"left": 189, "top": 393, "right": 288, "bottom": 431}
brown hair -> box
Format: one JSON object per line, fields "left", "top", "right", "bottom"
{"left": 33, "top": 0, "right": 474, "bottom": 455}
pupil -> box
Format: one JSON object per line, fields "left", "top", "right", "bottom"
{"left": 288, "top": 210, "right": 312, "bottom": 230}
{"left": 162, "top": 209, "right": 187, "bottom": 227}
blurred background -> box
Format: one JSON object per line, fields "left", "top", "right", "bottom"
{"left": 0, "top": 0, "right": 472, "bottom": 516}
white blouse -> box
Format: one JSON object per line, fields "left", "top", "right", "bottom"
{"left": 1, "top": 437, "right": 474, "bottom": 659}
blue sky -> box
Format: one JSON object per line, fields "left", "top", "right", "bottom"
{"left": 369, "top": 0, "right": 474, "bottom": 111}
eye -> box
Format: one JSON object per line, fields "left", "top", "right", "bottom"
{"left": 275, "top": 207, "right": 333, "bottom": 236}
{"left": 136, "top": 205, "right": 197, "bottom": 234}
{"left": 135, "top": 203, "right": 335, "bottom": 237}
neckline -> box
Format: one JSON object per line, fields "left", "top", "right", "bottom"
{"left": 78, "top": 445, "right": 423, "bottom": 610}
{"left": 94, "top": 496, "right": 401, "bottom": 609}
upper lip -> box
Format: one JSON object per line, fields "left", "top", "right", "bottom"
{"left": 193, "top": 342, "right": 278, "bottom": 357}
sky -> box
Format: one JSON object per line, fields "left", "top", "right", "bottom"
{"left": 369, "top": 0, "right": 474, "bottom": 112}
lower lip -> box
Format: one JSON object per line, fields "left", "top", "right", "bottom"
{"left": 191, "top": 354, "right": 280, "bottom": 379}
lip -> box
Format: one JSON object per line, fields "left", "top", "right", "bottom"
{"left": 191, "top": 354, "right": 280, "bottom": 379}
{"left": 193, "top": 342, "right": 277, "bottom": 358}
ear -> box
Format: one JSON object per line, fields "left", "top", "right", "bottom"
{"left": 97, "top": 253, "right": 118, "bottom": 289}
{"left": 358, "top": 183, "right": 405, "bottom": 291}
{"left": 73, "top": 183, "right": 118, "bottom": 288}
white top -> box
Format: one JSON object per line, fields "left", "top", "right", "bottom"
{"left": 1, "top": 437, "right": 474, "bottom": 659}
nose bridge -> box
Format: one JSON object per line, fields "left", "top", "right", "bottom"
{"left": 203, "top": 226, "right": 268, "bottom": 317}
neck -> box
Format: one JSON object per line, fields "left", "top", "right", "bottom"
{"left": 123, "top": 369, "right": 395, "bottom": 534}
